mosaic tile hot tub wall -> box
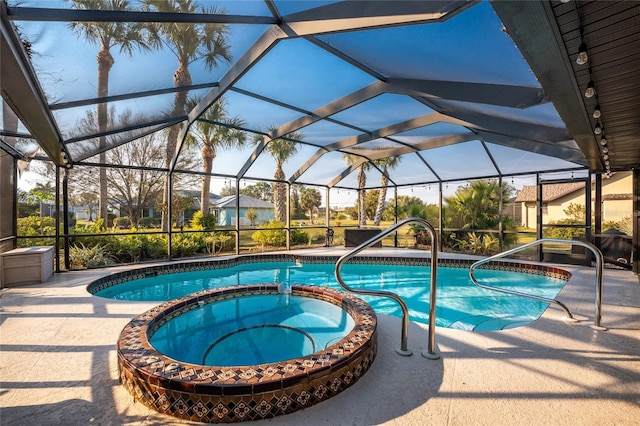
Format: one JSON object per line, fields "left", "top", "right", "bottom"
{"left": 117, "top": 284, "right": 377, "bottom": 423}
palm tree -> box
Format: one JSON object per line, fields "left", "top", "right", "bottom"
{"left": 69, "top": 0, "right": 150, "bottom": 226}
{"left": 142, "top": 0, "right": 232, "bottom": 230}
{"left": 445, "top": 179, "right": 512, "bottom": 229}
{"left": 259, "top": 127, "right": 303, "bottom": 223}
{"left": 372, "top": 155, "right": 401, "bottom": 225}
{"left": 342, "top": 152, "right": 372, "bottom": 227}
{"left": 186, "top": 97, "right": 247, "bottom": 214}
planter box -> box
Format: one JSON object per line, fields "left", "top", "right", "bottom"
{"left": 1, "top": 246, "right": 54, "bottom": 287}
{"left": 344, "top": 228, "right": 382, "bottom": 247}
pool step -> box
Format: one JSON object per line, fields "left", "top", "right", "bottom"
{"left": 449, "top": 315, "right": 532, "bottom": 331}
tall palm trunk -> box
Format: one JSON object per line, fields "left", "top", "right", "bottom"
{"left": 358, "top": 166, "right": 367, "bottom": 226}
{"left": 97, "top": 46, "right": 114, "bottom": 226}
{"left": 273, "top": 164, "right": 287, "bottom": 222}
{"left": 373, "top": 167, "right": 388, "bottom": 225}
{"left": 200, "top": 143, "right": 214, "bottom": 214}
{"left": 162, "top": 61, "right": 192, "bottom": 230}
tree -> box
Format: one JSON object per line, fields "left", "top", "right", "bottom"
{"left": 69, "top": 0, "right": 150, "bottom": 224}
{"left": 185, "top": 96, "right": 247, "bottom": 214}
{"left": 245, "top": 208, "right": 258, "bottom": 227}
{"left": 241, "top": 182, "right": 272, "bottom": 202}
{"left": 342, "top": 152, "right": 372, "bottom": 227}
{"left": 73, "top": 191, "right": 99, "bottom": 221}
{"left": 143, "top": 0, "right": 232, "bottom": 230}
{"left": 299, "top": 186, "right": 322, "bottom": 224}
{"left": 364, "top": 190, "right": 379, "bottom": 222}
{"left": 171, "top": 193, "right": 196, "bottom": 228}
{"left": 219, "top": 181, "right": 236, "bottom": 197}
{"left": 258, "top": 127, "right": 303, "bottom": 222}
{"left": 372, "top": 155, "right": 401, "bottom": 225}
{"left": 30, "top": 181, "right": 56, "bottom": 221}
{"left": 444, "top": 180, "right": 513, "bottom": 230}
{"left": 290, "top": 185, "right": 304, "bottom": 220}
{"left": 444, "top": 180, "right": 516, "bottom": 250}
{"left": 106, "top": 133, "right": 165, "bottom": 227}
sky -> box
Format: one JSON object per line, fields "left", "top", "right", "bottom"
{"left": 8, "top": 0, "right": 585, "bottom": 207}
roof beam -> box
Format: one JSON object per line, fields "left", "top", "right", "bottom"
{"left": 7, "top": 7, "right": 276, "bottom": 25}
{"left": 282, "top": 1, "right": 471, "bottom": 36}
{"left": 490, "top": 1, "right": 600, "bottom": 170}
{"left": 172, "top": 24, "right": 288, "bottom": 173}
{"left": 477, "top": 131, "right": 588, "bottom": 166}
{"left": 387, "top": 78, "right": 548, "bottom": 109}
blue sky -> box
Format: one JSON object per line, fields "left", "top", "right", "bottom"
{"left": 9, "top": 0, "right": 584, "bottom": 206}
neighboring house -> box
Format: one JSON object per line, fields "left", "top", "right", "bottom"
{"left": 212, "top": 195, "right": 275, "bottom": 226}
{"left": 70, "top": 205, "right": 92, "bottom": 221}
{"left": 177, "top": 189, "right": 221, "bottom": 214}
{"left": 515, "top": 171, "right": 633, "bottom": 228}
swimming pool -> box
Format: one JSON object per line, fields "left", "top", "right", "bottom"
{"left": 90, "top": 255, "right": 571, "bottom": 331}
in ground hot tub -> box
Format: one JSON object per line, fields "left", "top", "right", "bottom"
{"left": 117, "top": 284, "right": 377, "bottom": 423}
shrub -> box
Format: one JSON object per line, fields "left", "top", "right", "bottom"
{"left": 603, "top": 217, "right": 632, "bottom": 236}
{"left": 252, "top": 220, "right": 287, "bottom": 249}
{"left": 204, "top": 231, "right": 234, "bottom": 255}
{"left": 108, "top": 233, "right": 167, "bottom": 263}
{"left": 452, "top": 232, "right": 498, "bottom": 255}
{"left": 17, "top": 216, "right": 56, "bottom": 236}
{"left": 191, "top": 211, "right": 217, "bottom": 230}
{"left": 291, "top": 228, "right": 309, "bottom": 245}
{"left": 69, "top": 243, "right": 116, "bottom": 269}
{"left": 543, "top": 219, "right": 586, "bottom": 240}
{"left": 172, "top": 232, "right": 206, "bottom": 257}
{"left": 113, "top": 216, "right": 132, "bottom": 229}
{"left": 139, "top": 217, "right": 156, "bottom": 228}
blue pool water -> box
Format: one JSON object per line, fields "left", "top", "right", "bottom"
{"left": 96, "top": 262, "right": 567, "bottom": 330}
{"left": 150, "top": 294, "right": 354, "bottom": 366}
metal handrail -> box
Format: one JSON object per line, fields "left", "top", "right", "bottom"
{"left": 334, "top": 218, "right": 440, "bottom": 359}
{"left": 469, "top": 238, "right": 605, "bottom": 330}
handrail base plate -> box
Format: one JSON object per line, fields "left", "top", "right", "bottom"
{"left": 421, "top": 350, "right": 440, "bottom": 360}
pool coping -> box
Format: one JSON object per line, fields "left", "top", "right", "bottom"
{"left": 88, "top": 254, "right": 572, "bottom": 295}
{"left": 117, "top": 284, "right": 378, "bottom": 423}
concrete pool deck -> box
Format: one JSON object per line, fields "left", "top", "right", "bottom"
{"left": 1, "top": 247, "right": 639, "bottom": 425}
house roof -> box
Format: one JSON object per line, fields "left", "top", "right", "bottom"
{"left": 515, "top": 182, "right": 585, "bottom": 203}
{"left": 177, "top": 190, "right": 221, "bottom": 202}
{"left": 515, "top": 171, "right": 633, "bottom": 203}
{"left": 212, "top": 195, "right": 274, "bottom": 209}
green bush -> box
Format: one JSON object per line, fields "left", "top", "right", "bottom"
{"left": 191, "top": 211, "right": 217, "bottom": 230}
{"left": 139, "top": 217, "right": 156, "bottom": 228}
{"left": 108, "top": 233, "right": 167, "bottom": 263}
{"left": 452, "top": 232, "right": 498, "bottom": 254}
{"left": 204, "top": 231, "right": 234, "bottom": 255}
{"left": 17, "top": 216, "right": 56, "bottom": 236}
{"left": 543, "top": 219, "right": 586, "bottom": 240}
{"left": 603, "top": 217, "right": 632, "bottom": 236}
{"left": 172, "top": 232, "right": 207, "bottom": 257}
{"left": 291, "top": 228, "right": 310, "bottom": 245}
{"left": 69, "top": 243, "right": 116, "bottom": 269}
{"left": 113, "top": 216, "right": 132, "bottom": 229}
{"left": 252, "top": 220, "right": 287, "bottom": 248}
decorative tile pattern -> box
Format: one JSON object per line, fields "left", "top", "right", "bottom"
{"left": 117, "top": 285, "right": 377, "bottom": 423}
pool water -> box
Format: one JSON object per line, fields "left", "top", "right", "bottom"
{"left": 150, "top": 294, "right": 354, "bottom": 366}
{"left": 96, "top": 262, "right": 567, "bottom": 330}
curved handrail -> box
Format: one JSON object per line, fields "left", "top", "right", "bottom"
{"left": 334, "top": 218, "right": 440, "bottom": 359}
{"left": 469, "top": 238, "right": 605, "bottom": 330}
